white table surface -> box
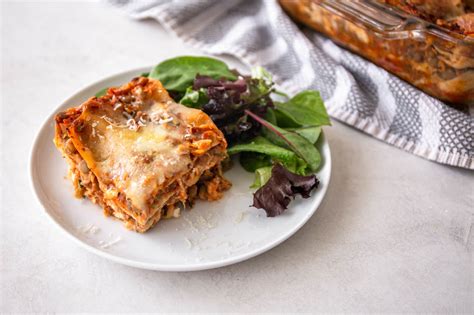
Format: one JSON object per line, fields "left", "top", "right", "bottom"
{"left": 1, "top": 1, "right": 473, "bottom": 313}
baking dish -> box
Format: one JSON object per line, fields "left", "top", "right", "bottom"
{"left": 279, "top": 0, "right": 474, "bottom": 107}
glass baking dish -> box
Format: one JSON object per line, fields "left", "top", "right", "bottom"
{"left": 279, "top": 0, "right": 474, "bottom": 107}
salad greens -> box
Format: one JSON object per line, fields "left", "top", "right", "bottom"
{"left": 291, "top": 126, "right": 322, "bottom": 144}
{"left": 227, "top": 136, "right": 307, "bottom": 175}
{"left": 252, "top": 166, "right": 273, "bottom": 189}
{"left": 252, "top": 163, "right": 319, "bottom": 217}
{"left": 275, "top": 91, "right": 331, "bottom": 127}
{"left": 179, "top": 87, "right": 208, "bottom": 108}
{"left": 245, "top": 110, "right": 321, "bottom": 172}
{"left": 96, "top": 56, "right": 330, "bottom": 216}
{"left": 239, "top": 152, "right": 271, "bottom": 173}
{"left": 149, "top": 56, "right": 330, "bottom": 216}
{"left": 149, "top": 56, "right": 237, "bottom": 92}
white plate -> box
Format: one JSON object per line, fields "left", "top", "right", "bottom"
{"left": 29, "top": 66, "right": 332, "bottom": 271}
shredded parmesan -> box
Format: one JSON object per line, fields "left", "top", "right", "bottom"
{"left": 150, "top": 111, "right": 173, "bottom": 125}
{"left": 101, "top": 115, "right": 140, "bottom": 131}
{"left": 137, "top": 115, "right": 148, "bottom": 127}
{"left": 100, "top": 236, "right": 122, "bottom": 249}
{"left": 235, "top": 211, "right": 246, "bottom": 224}
{"left": 80, "top": 224, "right": 100, "bottom": 235}
{"left": 183, "top": 217, "right": 199, "bottom": 233}
{"left": 101, "top": 115, "right": 127, "bottom": 128}
{"left": 126, "top": 119, "right": 138, "bottom": 131}
{"left": 138, "top": 116, "right": 148, "bottom": 125}
{"left": 184, "top": 237, "right": 193, "bottom": 249}
{"left": 158, "top": 117, "right": 174, "bottom": 124}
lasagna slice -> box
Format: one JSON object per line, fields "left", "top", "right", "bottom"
{"left": 54, "top": 77, "right": 231, "bottom": 232}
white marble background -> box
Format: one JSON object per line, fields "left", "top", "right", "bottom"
{"left": 1, "top": 1, "right": 473, "bottom": 313}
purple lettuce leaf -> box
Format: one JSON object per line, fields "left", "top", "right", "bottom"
{"left": 252, "top": 163, "right": 319, "bottom": 217}
{"left": 193, "top": 75, "right": 273, "bottom": 145}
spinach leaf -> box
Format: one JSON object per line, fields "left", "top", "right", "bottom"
{"left": 288, "top": 126, "right": 321, "bottom": 144}
{"left": 179, "top": 87, "right": 208, "bottom": 108}
{"left": 273, "top": 108, "right": 300, "bottom": 128}
{"left": 275, "top": 91, "right": 331, "bottom": 127}
{"left": 239, "top": 152, "right": 272, "bottom": 173}
{"left": 265, "top": 108, "right": 277, "bottom": 125}
{"left": 149, "top": 56, "right": 237, "bottom": 92}
{"left": 245, "top": 110, "right": 322, "bottom": 172}
{"left": 251, "top": 166, "right": 273, "bottom": 188}
{"left": 227, "top": 136, "right": 307, "bottom": 174}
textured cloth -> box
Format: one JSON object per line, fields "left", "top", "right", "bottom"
{"left": 109, "top": 0, "right": 473, "bottom": 169}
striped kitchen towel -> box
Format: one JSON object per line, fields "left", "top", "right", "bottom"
{"left": 109, "top": 0, "right": 473, "bottom": 169}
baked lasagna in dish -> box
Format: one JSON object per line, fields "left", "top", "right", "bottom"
{"left": 377, "top": 0, "right": 474, "bottom": 36}
{"left": 54, "top": 77, "right": 231, "bottom": 232}
{"left": 279, "top": 0, "right": 474, "bottom": 106}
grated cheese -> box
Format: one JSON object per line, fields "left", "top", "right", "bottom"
{"left": 184, "top": 237, "right": 193, "bottom": 249}
{"left": 101, "top": 115, "right": 127, "bottom": 128}
{"left": 158, "top": 117, "right": 174, "bottom": 124}
{"left": 126, "top": 118, "right": 138, "bottom": 131}
{"left": 100, "top": 236, "right": 122, "bottom": 249}
{"left": 80, "top": 223, "right": 101, "bottom": 235}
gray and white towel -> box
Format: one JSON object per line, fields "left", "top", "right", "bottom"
{"left": 109, "top": 0, "right": 473, "bottom": 169}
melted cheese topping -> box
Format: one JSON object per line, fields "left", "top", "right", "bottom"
{"left": 100, "top": 118, "right": 191, "bottom": 211}
{"left": 69, "top": 82, "right": 221, "bottom": 212}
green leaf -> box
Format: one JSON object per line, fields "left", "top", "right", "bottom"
{"left": 245, "top": 110, "right": 322, "bottom": 172}
{"left": 239, "top": 152, "right": 272, "bottom": 173}
{"left": 251, "top": 66, "right": 272, "bottom": 84}
{"left": 240, "top": 66, "right": 274, "bottom": 105}
{"left": 179, "top": 87, "right": 208, "bottom": 108}
{"left": 272, "top": 89, "right": 289, "bottom": 99}
{"left": 262, "top": 126, "right": 321, "bottom": 172}
{"left": 265, "top": 108, "right": 277, "bottom": 125}
{"left": 140, "top": 72, "right": 149, "bottom": 77}
{"left": 273, "top": 108, "right": 300, "bottom": 128}
{"left": 275, "top": 90, "right": 331, "bottom": 127}
{"left": 95, "top": 87, "right": 108, "bottom": 97}
{"left": 251, "top": 166, "right": 273, "bottom": 188}
{"left": 227, "top": 136, "right": 307, "bottom": 174}
{"left": 288, "top": 126, "right": 321, "bottom": 144}
{"left": 149, "top": 56, "right": 237, "bottom": 92}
